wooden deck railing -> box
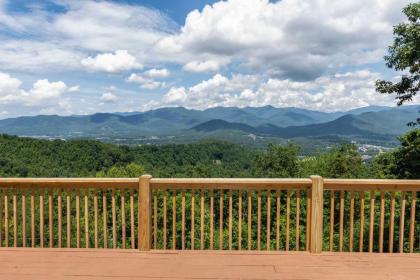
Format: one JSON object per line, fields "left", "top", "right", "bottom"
{"left": 0, "top": 176, "right": 418, "bottom": 253}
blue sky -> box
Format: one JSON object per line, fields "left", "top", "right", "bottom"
{"left": 0, "top": 0, "right": 418, "bottom": 118}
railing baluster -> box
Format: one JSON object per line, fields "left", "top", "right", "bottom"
{"left": 49, "top": 189, "right": 53, "bottom": 248}
{"left": 329, "top": 191, "right": 334, "bottom": 251}
{"left": 190, "top": 189, "right": 194, "bottom": 250}
{"left": 399, "top": 191, "right": 406, "bottom": 253}
{"left": 13, "top": 189, "right": 17, "bottom": 247}
{"left": 94, "top": 189, "right": 99, "bottom": 248}
{"left": 229, "top": 189, "right": 233, "bottom": 250}
{"left": 0, "top": 189, "right": 2, "bottom": 247}
{"left": 31, "top": 189, "right": 35, "bottom": 248}
{"left": 267, "top": 190, "right": 271, "bottom": 251}
{"left": 379, "top": 191, "right": 385, "bottom": 253}
{"left": 173, "top": 190, "right": 177, "bottom": 250}
{"left": 306, "top": 189, "right": 311, "bottom": 252}
{"left": 5, "top": 190, "right": 8, "bottom": 247}
{"left": 200, "top": 189, "right": 204, "bottom": 250}
{"left": 58, "top": 189, "right": 62, "bottom": 248}
{"left": 238, "top": 190, "right": 242, "bottom": 250}
{"left": 339, "top": 190, "right": 344, "bottom": 252}
{"left": 389, "top": 191, "right": 395, "bottom": 253}
{"left": 40, "top": 189, "right": 44, "bottom": 248}
{"left": 153, "top": 189, "right": 157, "bottom": 249}
{"left": 295, "top": 190, "right": 300, "bottom": 251}
{"left": 76, "top": 189, "right": 80, "bottom": 248}
{"left": 130, "top": 189, "right": 135, "bottom": 249}
{"left": 22, "top": 189, "right": 26, "bottom": 247}
{"left": 349, "top": 191, "right": 354, "bottom": 252}
{"left": 409, "top": 191, "right": 416, "bottom": 253}
{"left": 181, "top": 190, "right": 185, "bottom": 250}
{"left": 359, "top": 192, "right": 365, "bottom": 252}
{"left": 368, "top": 190, "right": 375, "bottom": 253}
{"left": 85, "top": 189, "right": 89, "bottom": 248}
{"left": 112, "top": 189, "right": 116, "bottom": 249}
{"left": 247, "top": 190, "right": 251, "bottom": 250}
{"left": 102, "top": 190, "right": 107, "bottom": 249}
{"left": 286, "top": 189, "right": 290, "bottom": 251}
{"left": 66, "top": 188, "right": 71, "bottom": 248}
{"left": 257, "top": 190, "right": 261, "bottom": 250}
{"left": 219, "top": 190, "right": 223, "bottom": 250}
{"left": 120, "top": 189, "right": 124, "bottom": 249}
{"left": 210, "top": 190, "right": 214, "bottom": 250}
{"left": 276, "top": 190, "right": 281, "bottom": 251}
{"left": 162, "top": 190, "right": 167, "bottom": 249}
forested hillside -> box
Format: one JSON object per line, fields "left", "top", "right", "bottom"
{"left": 1, "top": 130, "right": 418, "bottom": 179}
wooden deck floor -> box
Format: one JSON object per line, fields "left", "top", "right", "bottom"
{"left": 0, "top": 248, "right": 419, "bottom": 280}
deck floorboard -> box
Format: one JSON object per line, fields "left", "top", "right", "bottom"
{"left": 0, "top": 248, "right": 419, "bottom": 280}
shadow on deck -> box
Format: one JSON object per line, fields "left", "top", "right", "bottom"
{"left": 0, "top": 248, "right": 419, "bottom": 280}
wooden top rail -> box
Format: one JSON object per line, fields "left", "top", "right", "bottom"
{"left": 324, "top": 179, "right": 420, "bottom": 191}
{"left": 149, "top": 178, "right": 312, "bottom": 189}
{"left": 0, "top": 178, "right": 139, "bottom": 188}
{"left": 0, "top": 177, "right": 419, "bottom": 191}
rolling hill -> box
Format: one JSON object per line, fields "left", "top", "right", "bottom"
{"left": 0, "top": 105, "right": 418, "bottom": 142}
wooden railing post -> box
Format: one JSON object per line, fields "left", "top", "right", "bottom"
{"left": 138, "top": 175, "right": 152, "bottom": 251}
{"left": 310, "top": 175, "right": 324, "bottom": 254}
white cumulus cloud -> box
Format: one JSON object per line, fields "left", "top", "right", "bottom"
{"left": 81, "top": 50, "right": 142, "bottom": 73}
{"left": 144, "top": 68, "right": 170, "bottom": 78}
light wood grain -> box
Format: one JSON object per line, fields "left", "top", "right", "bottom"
{"left": 389, "top": 192, "right": 395, "bottom": 253}
{"left": 329, "top": 191, "right": 334, "bottom": 252}
{"left": 295, "top": 190, "right": 300, "bottom": 251}
{"left": 379, "top": 191, "right": 384, "bottom": 253}
{"left": 349, "top": 191, "right": 354, "bottom": 252}
{"left": 238, "top": 190, "right": 242, "bottom": 250}
{"left": 310, "top": 176, "right": 324, "bottom": 254}
{"left": 286, "top": 189, "right": 290, "bottom": 251}
{"left": 257, "top": 190, "right": 261, "bottom": 250}
{"left": 190, "top": 190, "right": 194, "bottom": 250}
{"left": 398, "top": 191, "right": 406, "bottom": 253}
{"left": 276, "top": 190, "right": 281, "bottom": 251}
{"left": 359, "top": 192, "right": 365, "bottom": 252}
{"left": 229, "top": 190, "right": 233, "bottom": 250}
{"left": 138, "top": 175, "right": 152, "bottom": 251}
{"left": 408, "top": 191, "right": 416, "bottom": 253}
{"left": 210, "top": 190, "right": 214, "bottom": 250}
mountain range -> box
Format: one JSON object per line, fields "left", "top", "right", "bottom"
{"left": 0, "top": 105, "right": 418, "bottom": 142}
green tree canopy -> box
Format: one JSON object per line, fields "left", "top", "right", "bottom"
{"left": 376, "top": 3, "right": 420, "bottom": 126}
{"left": 96, "top": 162, "right": 145, "bottom": 178}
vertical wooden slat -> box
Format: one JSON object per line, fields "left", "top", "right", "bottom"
{"left": 409, "top": 191, "right": 416, "bottom": 253}
{"left": 49, "top": 190, "right": 53, "bottom": 248}
{"left": 22, "top": 189, "right": 26, "bottom": 247}
{"left": 238, "top": 190, "right": 242, "bottom": 250}
{"left": 349, "top": 191, "right": 354, "bottom": 252}
{"left": 0, "top": 190, "right": 2, "bottom": 247}
{"left": 399, "top": 191, "right": 406, "bottom": 253}
{"left": 190, "top": 190, "right": 194, "bottom": 250}
{"left": 306, "top": 189, "right": 311, "bottom": 252}
{"left": 163, "top": 191, "right": 167, "bottom": 250}
{"left": 66, "top": 188, "right": 71, "bottom": 248}
{"left": 153, "top": 190, "right": 157, "bottom": 249}
{"left": 276, "top": 190, "right": 281, "bottom": 251}
{"left": 112, "top": 189, "right": 116, "bottom": 249}
{"left": 389, "top": 191, "right": 395, "bottom": 253}
{"left": 76, "top": 189, "right": 80, "bottom": 248}
{"left": 295, "top": 190, "right": 300, "bottom": 251}
{"left": 210, "top": 190, "right": 214, "bottom": 250}
{"left": 329, "top": 191, "right": 334, "bottom": 252}
{"left": 84, "top": 189, "right": 89, "bottom": 248}
{"left": 130, "top": 189, "right": 135, "bottom": 249}
{"left": 181, "top": 190, "right": 185, "bottom": 250}
{"left": 229, "top": 190, "right": 233, "bottom": 250}
{"left": 31, "top": 190, "right": 35, "bottom": 248}
{"left": 173, "top": 190, "right": 177, "bottom": 250}
{"left": 5, "top": 190, "right": 8, "bottom": 247}
{"left": 359, "top": 191, "right": 365, "bottom": 252}
{"left": 310, "top": 176, "right": 324, "bottom": 254}
{"left": 286, "top": 189, "right": 290, "bottom": 251}
{"left": 40, "top": 189, "right": 44, "bottom": 248}
{"left": 247, "top": 190, "right": 251, "bottom": 250}
{"left": 379, "top": 191, "right": 385, "bottom": 253}
{"left": 13, "top": 189, "right": 17, "bottom": 247}
{"left": 219, "top": 190, "right": 223, "bottom": 250}
{"left": 138, "top": 175, "right": 152, "bottom": 251}
{"left": 95, "top": 189, "right": 99, "bottom": 249}
{"left": 368, "top": 190, "right": 375, "bottom": 253}
{"left": 120, "top": 189, "right": 127, "bottom": 249}
{"left": 57, "top": 189, "right": 62, "bottom": 248}
{"left": 267, "top": 190, "right": 271, "bottom": 251}
{"left": 257, "top": 190, "right": 261, "bottom": 250}
{"left": 200, "top": 189, "right": 204, "bottom": 250}
{"left": 102, "top": 190, "right": 107, "bottom": 249}
{"left": 339, "top": 190, "right": 344, "bottom": 252}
